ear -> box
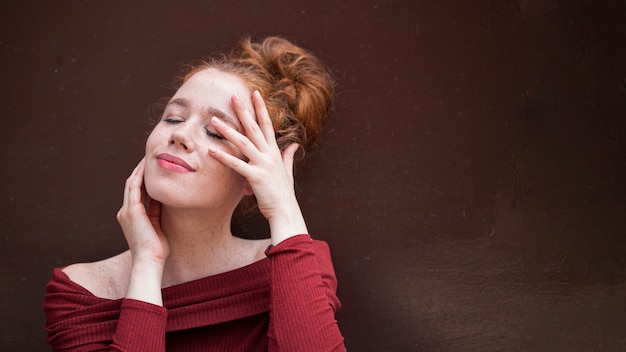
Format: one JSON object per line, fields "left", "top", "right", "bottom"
{"left": 242, "top": 182, "right": 254, "bottom": 196}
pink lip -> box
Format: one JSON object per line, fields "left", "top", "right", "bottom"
{"left": 156, "top": 153, "right": 196, "bottom": 173}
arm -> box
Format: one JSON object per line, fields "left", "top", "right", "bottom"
{"left": 112, "top": 158, "right": 170, "bottom": 351}
{"left": 110, "top": 299, "right": 167, "bottom": 351}
{"left": 210, "top": 91, "right": 345, "bottom": 350}
{"left": 266, "top": 236, "right": 345, "bottom": 351}
{"left": 117, "top": 158, "right": 169, "bottom": 307}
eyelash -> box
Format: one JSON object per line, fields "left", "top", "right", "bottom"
{"left": 205, "top": 128, "right": 225, "bottom": 140}
{"left": 163, "top": 118, "right": 182, "bottom": 124}
{"left": 163, "top": 118, "right": 225, "bottom": 141}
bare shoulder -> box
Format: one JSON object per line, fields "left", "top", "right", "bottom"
{"left": 62, "top": 251, "right": 132, "bottom": 300}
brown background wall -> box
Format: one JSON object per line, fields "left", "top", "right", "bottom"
{"left": 1, "top": 1, "right": 625, "bottom": 351}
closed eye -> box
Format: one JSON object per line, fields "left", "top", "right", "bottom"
{"left": 162, "top": 117, "right": 224, "bottom": 140}
{"left": 163, "top": 117, "right": 183, "bottom": 124}
{"left": 204, "top": 128, "right": 225, "bottom": 140}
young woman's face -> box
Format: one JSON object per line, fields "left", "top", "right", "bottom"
{"left": 144, "top": 68, "right": 254, "bottom": 211}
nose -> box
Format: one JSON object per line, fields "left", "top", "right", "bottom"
{"left": 169, "top": 123, "right": 196, "bottom": 151}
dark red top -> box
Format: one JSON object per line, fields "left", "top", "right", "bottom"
{"left": 44, "top": 235, "right": 345, "bottom": 351}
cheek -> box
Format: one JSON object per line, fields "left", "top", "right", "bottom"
{"left": 202, "top": 153, "right": 247, "bottom": 186}
{"left": 142, "top": 165, "right": 160, "bottom": 202}
{"left": 145, "top": 129, "right": 162, "bottom": 152}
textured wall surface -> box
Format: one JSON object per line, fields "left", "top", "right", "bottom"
{"left": 1, "top": 1, "right": 625, "bottom": 351}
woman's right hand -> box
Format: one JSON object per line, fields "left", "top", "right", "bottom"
{"left": 117, "top": 157, "right": 169, "bottom": 266}
{"left": 117, "top": 157, "right": 169, "bottom": 305}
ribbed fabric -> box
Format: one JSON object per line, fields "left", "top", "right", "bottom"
{"left": 112, "top": 299, "right": 167, "bottom": 351}
{"left": 266, "top": 236, "right": 345, "bottom": 351}
{"left": 44, "top": 235, "right": 345, "bottom": 351}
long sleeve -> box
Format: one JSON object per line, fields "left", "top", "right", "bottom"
{"left": 265, "top": 235, "right": 346, "bottom": 351}
{"left": 44, "top": 268, "right": 168, "bottom": 351}
{"left": 110, "top": 299, "right": 167, "bottom": 351}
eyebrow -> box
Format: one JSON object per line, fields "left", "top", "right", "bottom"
{"left": 166, "top": 98, "right": 241, "bottom": 131}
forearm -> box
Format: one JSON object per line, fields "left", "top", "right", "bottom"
{"left": 110, "top": 299, "right": 167, "bottom": 351}
{"left": 125, "top": 258, "right": 165, "bottom": 306}
{"left": 266, "top": 236, "right": 345, "bottom": 351}
{"left": 111, "top": 259, "right": 167, "bottom": 351}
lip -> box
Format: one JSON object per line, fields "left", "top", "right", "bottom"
{"left": 156, "top": 153, "right": 196, "bottom": 173}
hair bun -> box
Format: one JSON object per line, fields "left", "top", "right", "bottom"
{"left": 237, "top": 36, "right": 335, "bottom": 152}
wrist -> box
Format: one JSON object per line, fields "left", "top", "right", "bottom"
{"left": 268, "top": 207, "right": 309, "bottom": 245}
{"left": 126, "top": 258, "right": 165, "bottom": 306}
{"left": 131, "top": 252, "right": 167, "bottom": 267}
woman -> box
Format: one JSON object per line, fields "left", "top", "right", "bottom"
{"left": 44, "top": 36, "right": 345, "bottom": 351}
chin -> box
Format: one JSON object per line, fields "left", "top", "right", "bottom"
{"left": 143, "top": 170, "right": 182, "bottom": 206}
{"left": 145, "top": 182, "right": 176, "bottom": 206}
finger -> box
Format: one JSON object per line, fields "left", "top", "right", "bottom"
{"left": 127, "top": 158, "right": 146, "bottom": 206}
{"left": 211, "top": 116, "right": 263, "bottom": 161}
{"left": 123, "top": 158, "right": 145, "bottom": 206}
{"left": 282, "top": 143, "right": 299, "bottom": 179}
{"left": 232, "top": 95, "right": 266, "bottom": 150}
{"left": 146, "top": 198, "right": 162, "bottom": 229}
{"left": 208, "top": 146, "right": 252, "bottom": 178}
{"left": 252, "top": 90, "right": 279, "bottom": 148}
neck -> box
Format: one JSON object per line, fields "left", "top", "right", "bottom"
{"left": 159, "top": 204, "right": 239, "bottom": 286}
{"left": 160, "top": 205, "right": 233, "bottom": 246}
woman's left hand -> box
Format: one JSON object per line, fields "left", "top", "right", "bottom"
{"left": 208, "top": 90, "right": 308, "bottom": 244}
